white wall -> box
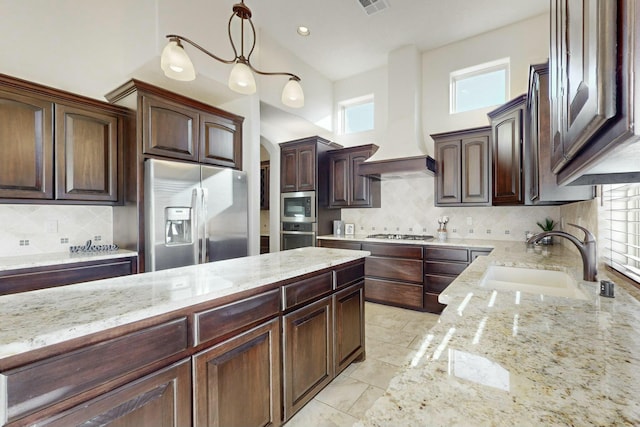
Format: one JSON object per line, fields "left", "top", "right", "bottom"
{"left": 422, "top": 13, "right": 549, "bottom": 151}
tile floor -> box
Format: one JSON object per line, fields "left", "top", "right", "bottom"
{"left": 284, "top": 302, "right": 441, "bottom": 426}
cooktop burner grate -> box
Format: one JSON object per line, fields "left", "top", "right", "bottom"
{"left": 366, "top": 233, "right": 434, "bottom": 241}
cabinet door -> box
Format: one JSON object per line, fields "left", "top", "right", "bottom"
{"left": 194, "top": 318, "right": 281, "bottom": 427}
{"left": 142, "top": 94, "right": 199, "bottom": 161}
{"left": 55, "top": 104, "right": 119, "bottom": 202}
{"left": 34, "top": 359, "right": 192, "bottom": 427}
{"left": 334, "top": 282, "right": 365, "bottom": 374}
{"left": 492, "top": 106, "right": 523, "bottom": 205}
{"left": 199, "top": 112, "right": 242, "bottom": 169}
{"left": 328, "top": 152, "right": 349, "bottom": 208}
{"left": 283, "top": 296, "right": 333, "bottom": 420}
{"left": 435, "top": 140, "right": 461, "bottom": 205}
{"left": 350, "top": 150, "right": 373, "bottom": 206}
{"left": 281, "top": 147, "right": 298, "bottom": 192}
{"left": 461, "top": 134, "right": 490, "bottom": 204}
{"left": 296, "top": 144, "right": 316, "bottom": 191}
{"left": 0, "top": 90, "right": 53, "bottom": 199}
{"left": 260, "top": 161, "right": 270, "bottom": 210}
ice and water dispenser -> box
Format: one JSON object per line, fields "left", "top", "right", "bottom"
{"left": 165, "top": 207, "right": 193, "bottom": 245}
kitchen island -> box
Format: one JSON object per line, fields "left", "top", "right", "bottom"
{"left": 355, "top": 240, "right": 640, "bottom": 426}
{"left": 0, "top": 247, "right": 369, "bottom": 427}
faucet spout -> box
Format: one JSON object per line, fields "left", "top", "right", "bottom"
{"left": 526, "top": 223, "right": 597, "bottom": 282}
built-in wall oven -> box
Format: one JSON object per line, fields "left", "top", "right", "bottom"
{"left": 281, "top": 191, "right": 316, "bottom": 223}
{"left": 281, "top": 222, "right": 316, "bottom": 250}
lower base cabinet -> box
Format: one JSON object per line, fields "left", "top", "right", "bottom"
{"left": 334, "top": 282, "right": 365, "bottom": 374}
{"left": 283, "top": 296, "right": 333, "bottom": 421}
{"left": 32, "top": 358, "right": 192, "bottom": 427}
{"left": 193, "top": 318, "right": 281, "bottom": 427}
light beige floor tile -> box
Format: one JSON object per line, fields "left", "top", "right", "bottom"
{"left": 348, "top": 357, "right": 400, "bottom": 390}
{"left": 347, "top": 385, "right": 386, "bottom": 419}
{"left": 315, "top": 375, "right": 370, "bottom": 412}
{"left": 401, "top": 314, "right": 441, "bottom": 335}
{"left": 365, "top": 323, "right": 417, "bottom": 347}
{"left": 365, "top": 337, "right": 416, "bottom": 367}
{"left": 283, "top": 399, "right": 358, "bottom": 427}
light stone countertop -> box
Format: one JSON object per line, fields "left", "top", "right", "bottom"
{"left": 317, "top": 234, "right": 497, "bottom": 249}
{"left": 355, "top": 240, "right": 640, "bottom": 426}
{"left": 0, "top": 247, "right": 369, "bottom": 362}
{"left": 0, "top": 249, "right": 138, "bottom": 272}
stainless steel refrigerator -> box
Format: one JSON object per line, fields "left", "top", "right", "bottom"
{"left": 145, "top": 158, "right": 248, "bottom": 272}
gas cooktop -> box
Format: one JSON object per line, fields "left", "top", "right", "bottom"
{"left": 366, "top": 233, "right": 434, "bottom": 241}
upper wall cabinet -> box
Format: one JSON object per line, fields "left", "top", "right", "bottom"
{"left": 551, "top": 0, "right": 640, "bottom": 185}
{"left": 431, "top": 127, "right": 491, "bottom": 206}
{"left": 279, "top": 136, "right": 342, "bottom": 194}
{"left": 107, "top": 80, "right": 244, "bottom": 170}
{"left": 327, "top": 144, "right": 380, "bottom": 208}
{"left": 0, "top": 74, "right": 127, "bottom": 204}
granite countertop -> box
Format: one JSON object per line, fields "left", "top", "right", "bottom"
{"left": 0, "top": 249, "right": 138, "bottom": 272}
{"left": 0, "top": 247, "right": 369, "bottom": 362}
{"left": 356, "top": 241, "right": 640, "bottom": 426}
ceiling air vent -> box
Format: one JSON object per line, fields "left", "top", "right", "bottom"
{"left": 357, "top": 0, "right": 389, "bottom": 15}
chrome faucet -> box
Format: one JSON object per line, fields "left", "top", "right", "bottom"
{"left": 526, "top": 223, "right": 598, "bottom": 282}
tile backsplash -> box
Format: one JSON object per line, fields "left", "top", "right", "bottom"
{"left": 0, "top": 205, "right": 113, "bottom": 257}
{"left": 340, "top": 175, "right": 562, "bottom": 241}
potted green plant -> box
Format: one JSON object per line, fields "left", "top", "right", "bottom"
{"left": 536, "top": 218, "right": 557, "bottom": 245}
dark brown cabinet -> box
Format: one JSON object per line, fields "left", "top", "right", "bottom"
{"left": 550, "top": 1, "right": 640, "bottom": 185}
{"left": 327, "top": 144, "right": 380, "bottom": 208}
{"left": 260, "top": 160, "right": 270, "bottom": 210}
{"left": 424, "top": 246, "right": 470, "bottom": 313}
{"left": 333, "top": 281, "right": 365, "bottom": 375}
{"left": 193, "top": 319, "right": 281, "bottom": 427}
{"left": 0, "top": 74, "right": 127, "bottom": 204}
{"left": 526, "top": 63, "right": 593, "bottom": 204}
{"left": 488, "top": 95, "right": 526, "bottom": 205}
{"left": 363, "top": 243, "right": 424, "bottom": 310}
{"left": 55, "top": 104, "right": 120, "bottom": 202}
{"left": 432, "top": 127, "right": 491, "bottom": 206}
{"left": 283, "top": 296, "right": 333, "bottom": 420}
{"left": 0, "top": 88, "right": 53, "bottom": 200}
{"left": 280, "top": 140, "right": 316, "bottom": 192}
{"left": 141, "top": 92, "right": 243, "bottom": 170}
{"left": 33, "top": 359, "right": 192, "bottom": 427}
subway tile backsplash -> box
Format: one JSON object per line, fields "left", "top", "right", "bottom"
{"left": 0, "top": 205, "right": 113, "bottom": 257}
{"left": 340, "top": 175, "right": 562, "bottom": 241}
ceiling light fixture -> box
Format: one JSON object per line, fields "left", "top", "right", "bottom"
{"left": 297, "top": 26, "right": 311, "bottom": 36}
{"left": 160, "top": 0, "right": 304, "bottom": 108}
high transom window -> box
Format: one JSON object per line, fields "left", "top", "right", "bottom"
{"left": 450, "top": 58, "right": 510, "bottom": 114}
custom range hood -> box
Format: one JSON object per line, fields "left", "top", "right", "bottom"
{"left": 358, "top": 45, "right": 436, "bottom": 179}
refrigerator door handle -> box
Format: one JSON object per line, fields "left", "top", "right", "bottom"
{"left": 191, "top": 188, "right": 200, "bottom": 265}
{"left": 200, "top": 188, "right": 209, "bottom": 263}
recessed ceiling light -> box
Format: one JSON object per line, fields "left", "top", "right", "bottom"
{"left": 297, "top": 26, "right": 310, "bottom": 36}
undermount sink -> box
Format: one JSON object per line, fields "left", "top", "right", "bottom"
{"left": 479, "top": 265, "right": 588, "bottom": 300}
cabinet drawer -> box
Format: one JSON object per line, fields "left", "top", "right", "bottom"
{"left": 424, "top": 274, "right": 456, "bottom": 293}
{"left": 318, "top": 239, "right": 362, "bottom": 250}
{"left": 364, "top": 278, "right": 423, "bottom": 310}
{"left": 282, "top": 271, "right": 333, "bottom": 310}
{"left": 365, "top": 257, "right": 423, "bottom": 283}
{"left": 3, "top": 318, "right": 188, "bottom": 423}
{"left": 335, "top": 261, "right": 365, "bottom": 290}
{"left": 361, "top": 243, "right": 423, "bottom": 259}
{"left": 194, "top": 289, "right": 280, "bottom": 345}
{"left": 424, "top": 261, "right": 467, "bottom": 276}
{"left": 424, "top": 247, "right": 469, "bottom": 262}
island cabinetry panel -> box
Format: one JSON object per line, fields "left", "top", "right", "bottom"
{"left": 282, "top": 296, "right": 333, "bottom": 421}
{"left": 363, "top": 243, "right": 423, "bottom": 310}
{"left": 282, "top": 271, "right": 333, "bottom": 309}
{"left": 327, "top": 145, "right": 380, "bottom": 208}
{"left": 333, "top": 281, "right": 365, "bottom": 375}
{"left": 29, "top": 358, "right": 192, "bottom": 427}
{"left": 0, "top": 74, "right": 128, "bottom": 204}
{"left": 432, "top": 127, "right": 491, "bottom": 206}
{"left": 2, "top": 318, "right": 188, "bottom": 424}
{"left": 0, "top": 88, "right": 53, "bottom": 200}
{"left": 193, "top": 318, "right": 281, "bottom": 427}
{"left": 0, "top": 255, "right": 138, "bottom": 296}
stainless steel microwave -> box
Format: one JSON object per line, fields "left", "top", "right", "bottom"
{"left": 281, "top": 191, "right": 316, "bottom": 223}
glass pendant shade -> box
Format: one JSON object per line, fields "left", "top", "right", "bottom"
{"left": 281, "top": 79, "right": 304, "bottom": 108}
{"left": 228, "top": 62, "right": 257, "bottom": 94}
{"left": 161, "top": 41, "right": 196, "bottom": 81}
